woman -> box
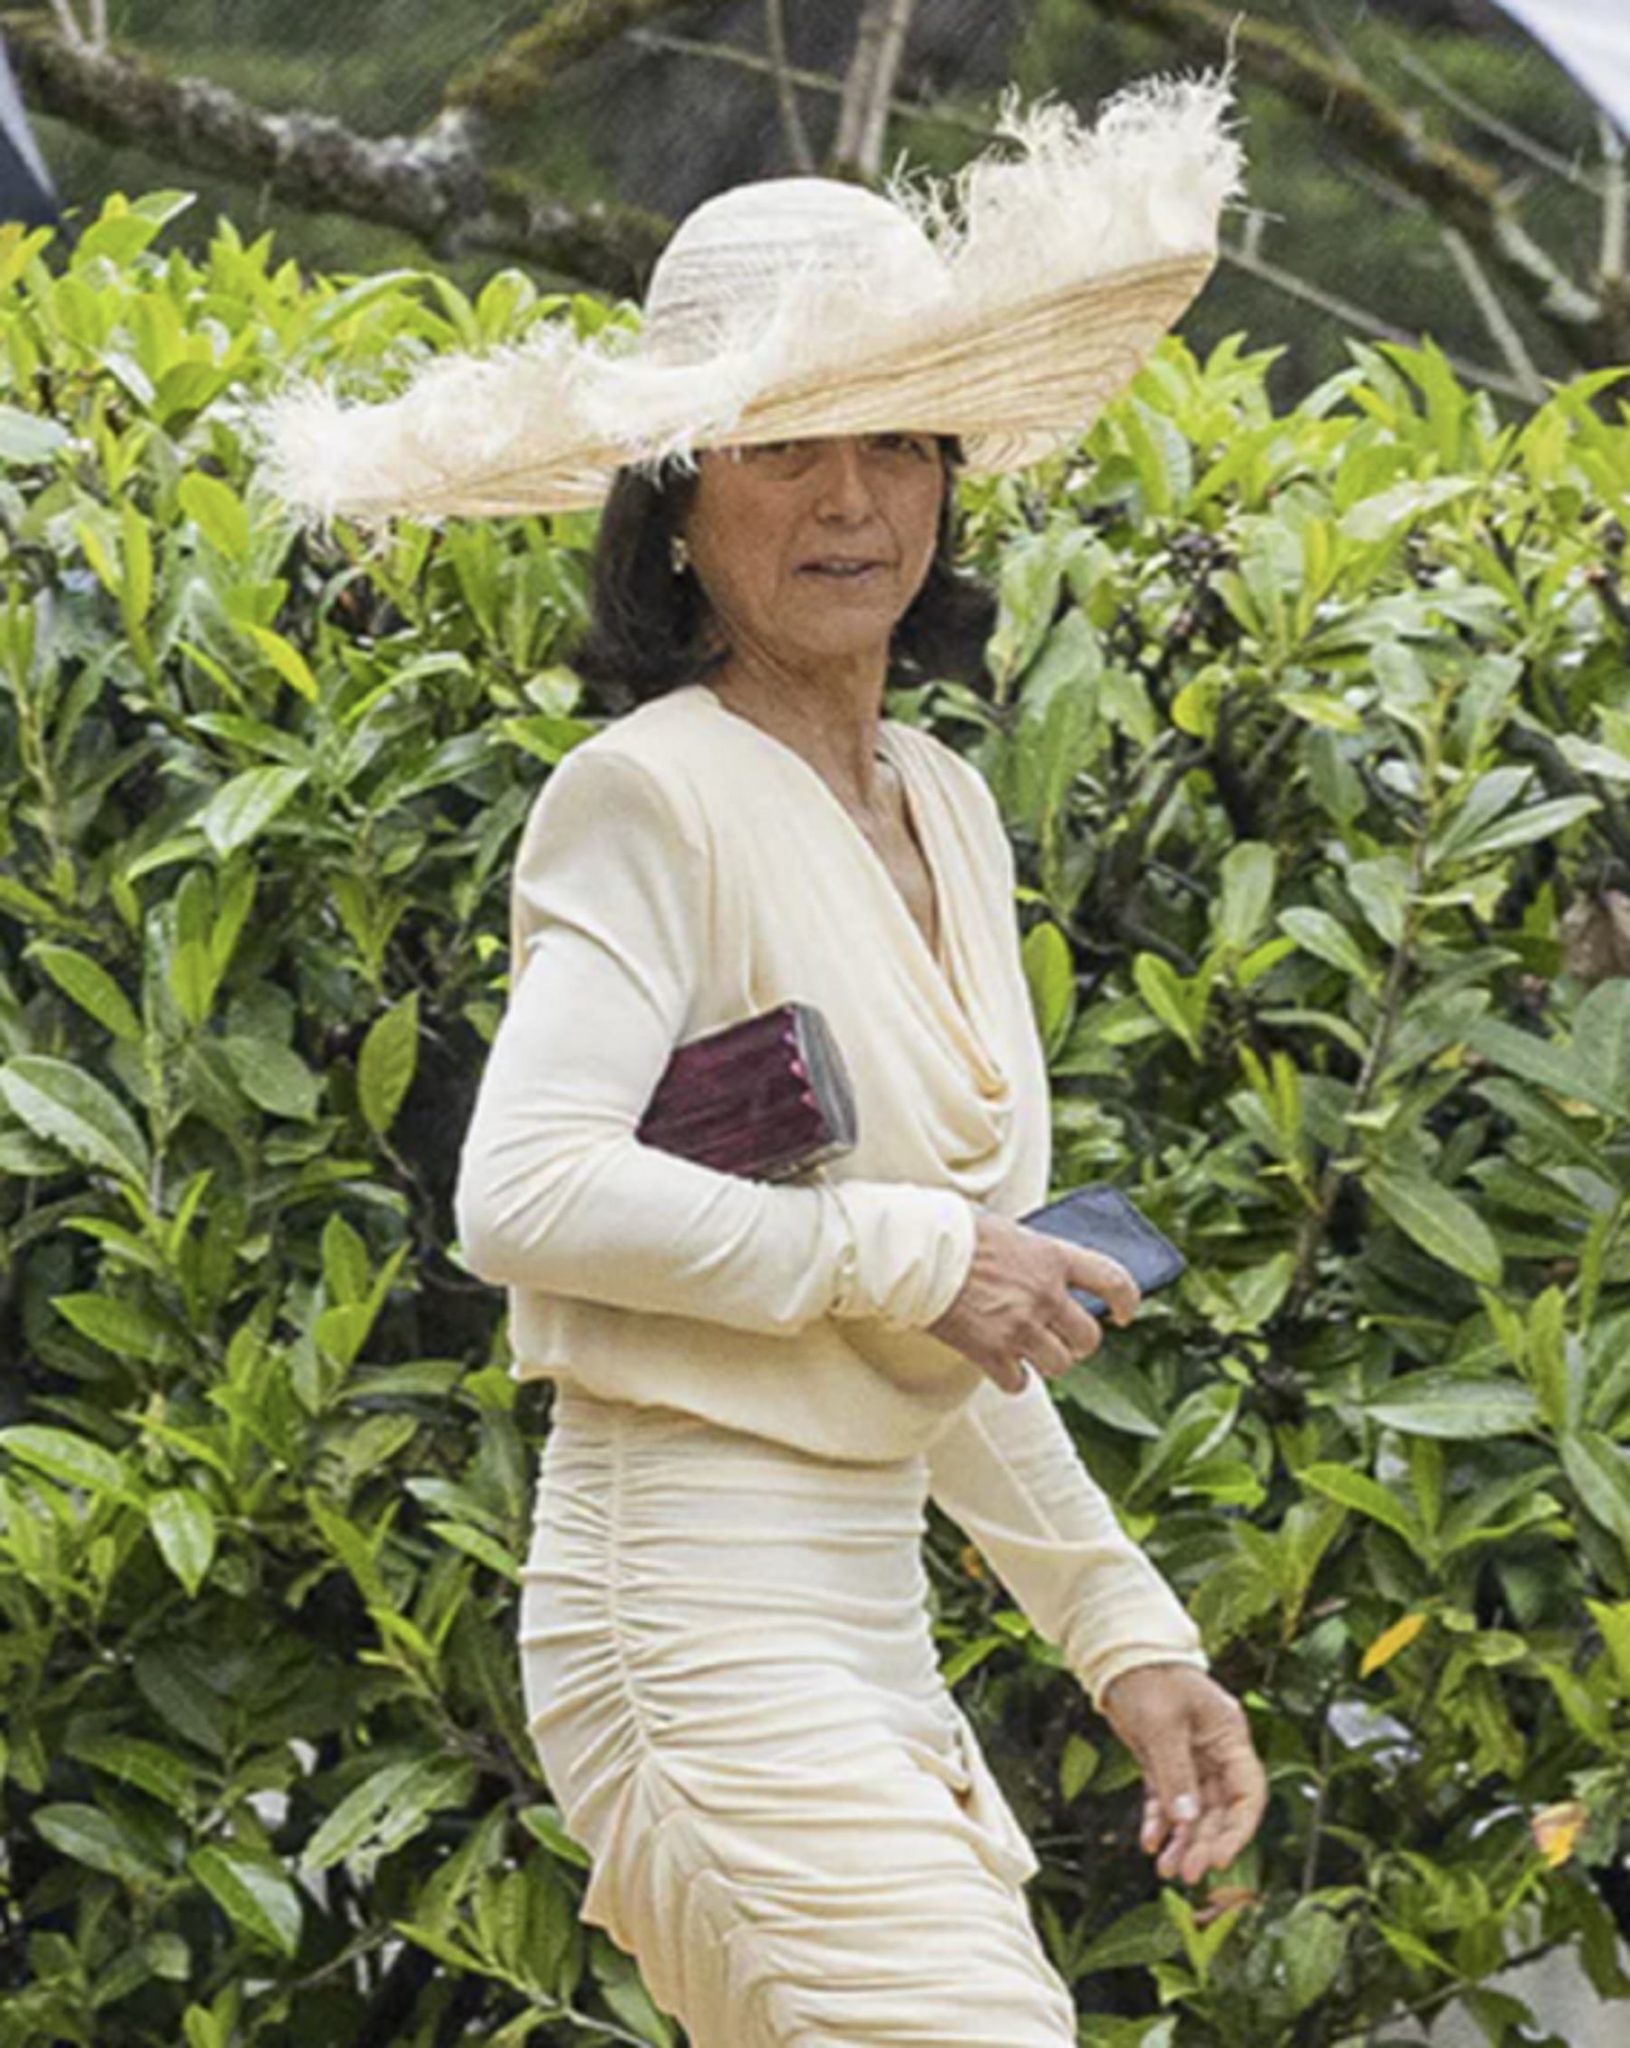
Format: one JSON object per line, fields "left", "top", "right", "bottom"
{"left": 255, "top": 75, "right": 1263, "bottom": 2045}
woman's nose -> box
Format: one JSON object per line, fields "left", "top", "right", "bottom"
{"left": 811, "top": 439, "right": 878, "bottom": 518}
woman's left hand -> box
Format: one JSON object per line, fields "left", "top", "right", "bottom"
{"left": 1098, "top": 1663, "right": 1267, "bottom": 1887}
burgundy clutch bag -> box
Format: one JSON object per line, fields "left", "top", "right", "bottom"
{"left": 636, "top": 1001, "right": 858, "bottom": 1182}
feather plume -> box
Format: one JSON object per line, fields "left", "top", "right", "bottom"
{"left": 251, "top": 71, "right": 1245, "bottom": 526}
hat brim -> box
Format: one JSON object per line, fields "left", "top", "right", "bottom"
{"left": 255, "top": 251, "right": 1216, "bottom": 528}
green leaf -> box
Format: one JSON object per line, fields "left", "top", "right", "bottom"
{"left": 0, "top": 1424, "right": 129, "bottom": 1497}
{"left": 1585, "top": 1599, "right": 1630, "bottom": 1694}
{"left": 194, "top": 766, "right": 308, "bottom": 857}
{"left": 220, "top": 1034, "right": 322, "bottom": 1122}
{"left": 940, "top": 1632, "right": 1010, "bottom": 1684}
{"left": 1572, "top": 979, "right": 1630, "bottom": 1112}
{"left": 1448, "top": 795, "right": 1599, "bottom": 863}
{"left": 34, "top": 1803, "right": 167, "bottom": 1884}
{"left": 1346, "top": 855, "right": 1411, "bottom": 947}
{"left": 1364, "top": 1374, "right": 1538, "bottom": 1439}
{"left": 518, "top": 1804, "right": 592, "bottom": 1871}
{"left": 1338, "top": 476, "right": 1478, "bottom": 543}
{"left": 26, "top": 943, "right": 142, "bottom": 1041}
{"left": 1367, "top": 1167, "right": 1503, "bottom": 1286}
{"left": 427, "top": 1519, "right": 521, "bottom": 1582}
{"left": 1433, "top": 766, "right": 1531, "bottom": 858}
{"left": 242, "top": 624, "right": 318, "bottom": 702}
{"left": 322, "top": 1213, "right": 372, "bottom": 1305}
{"left": 1076, "top": 1901, "right": 1183, "bottom": 1975}
{"left": 357, "top": 992, "right": 420, "bottom": 1136}
{"left": 149, "top": 1489, "right": 218, "bottom": 1597}
{"left": 301, "top": 1755, "right": 477, "bottom": 1875}
{"left": 1214, "top": 841, "right": 1277, "bottom": 953}
{"left": 0, "top": 1055, "right": 149, "bottom": 1181}
{"left": 1465, "top": 1018, "right": 1622, "bottom": 1120}
{"left": 64, "top": 1731, "right": 199, "bottom": 1818}
{"left": 121, "top": 499, "right": 153, "bottom": 627}
{"left": 1278, "top": 906, "right": 1378, "bottom": 991}
{"left": 1133, "top": 953, "right": 1200, "bottom": 1056}
{"left": 1022, "top": 919, "right": 1076, "bottom": 1057}
{"left": 52, "top": 1290, "right": 174, "bottom": 1362}
{"left": 1059, "top": 1731, "right": 1099, "bottom": 1803}
{"left": 1278, "top": 1902, "right": 1350, "bottom": 2017}
{"left": 1527, "top": 1284, "right": 1573, "bottom": 1433}
{"left": 0, "top": 401, "right": 70, "bottom": 462}
{"left": 1060, "top": 1354, "right": 1165, "bottom": 1439}
{"left": 987, "top": 527, "right": 1072, "bottom": 688}
{"left": 1298, "top": 1462, "right": 1431, "bottom": 1560}
{"left": 188, "top": 1845, "right": 303, "bottom": 1957}
{"left": 1561, "top": 1431, "right": 1630, "bottom": 1558}
{"left": 178, "top": 472, "right": 250, "bottom": 560}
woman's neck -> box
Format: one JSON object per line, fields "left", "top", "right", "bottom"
{"left": 706, "top": 650, "right": 890, "bottom": 803}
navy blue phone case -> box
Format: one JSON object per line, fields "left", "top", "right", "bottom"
{"left": 1017, "top": 1184, "right": 1186, "bottom": 1319}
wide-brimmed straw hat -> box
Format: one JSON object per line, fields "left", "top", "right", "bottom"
{"left": 249, "top": 73, "right": 1243, "bottom": 534}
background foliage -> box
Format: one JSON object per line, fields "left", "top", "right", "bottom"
{"left": 3, "top": 191, "right": 1630, "bottom": 2045}
{"left": 14, "top": 0, "right": 1616, "bottom": 405}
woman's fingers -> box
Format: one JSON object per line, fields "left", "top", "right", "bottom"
{"left": 1127, "top": 1709, "right": 1205, "bottom": 1880}
{"left": 1105, "top": 1670, "right": 1268, "bottom": 1887}
{"left": 1177, "top": 1700, "right": 1268, "bottom": 1883}
{"left": 1064, "top": 1246, "right": 1141, "bottom": 1327}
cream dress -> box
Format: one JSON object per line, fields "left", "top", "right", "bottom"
{"left": 457, "top": 682, "right": 1207, "bottom": 2044}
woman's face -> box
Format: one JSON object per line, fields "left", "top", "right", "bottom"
{"left": 680, "top": 432, "right": 947, "bottom": 670}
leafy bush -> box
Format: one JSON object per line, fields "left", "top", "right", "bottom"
{"left": 1, "top": 189, "right": 1628, "bottom": 2046}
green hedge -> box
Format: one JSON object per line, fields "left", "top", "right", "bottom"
{"left": 2, "top": 187, "right": 1629, "bottom": 2047}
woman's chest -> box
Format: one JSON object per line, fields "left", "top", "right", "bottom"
{"left": 839, "top": 759, "right": 942, "bottom": 964}
{"left": 691, "top": 762, "right": 1045, "bottom": 1155}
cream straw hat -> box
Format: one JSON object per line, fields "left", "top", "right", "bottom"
{"left": 250, "top": 73, "right": 1243, "bottom": 534}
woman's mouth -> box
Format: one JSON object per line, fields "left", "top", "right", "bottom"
{"left": 798, "top": 559, "right": 888, "bottom": 583}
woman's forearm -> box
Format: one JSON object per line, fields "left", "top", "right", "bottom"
{"left": 926, "top": 1371, "right": 1207, "bottom": 1709}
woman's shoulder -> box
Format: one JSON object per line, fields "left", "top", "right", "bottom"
{"left": 529, "top": 687, "right": 717, "bottom": 846}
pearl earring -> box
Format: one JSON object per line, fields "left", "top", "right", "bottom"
{"left": 669, "top": 533, "right": 691, "bottom": 574}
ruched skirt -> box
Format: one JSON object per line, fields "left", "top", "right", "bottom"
{"left": 517, "top": 1386, "right": 1077, "bottom": 2046}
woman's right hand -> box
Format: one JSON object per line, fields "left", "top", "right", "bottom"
{"left": 924, "top": 1209, "right": 1141, "bottom": 1395}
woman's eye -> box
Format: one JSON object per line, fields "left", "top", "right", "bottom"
{"left": 873, "top": 433, "right": 933, "bottom": 457}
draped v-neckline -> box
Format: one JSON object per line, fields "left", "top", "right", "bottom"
{"left": 690, "top": 681, "right": 1008, "bottom": 1093}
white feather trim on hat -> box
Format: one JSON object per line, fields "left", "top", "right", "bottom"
{"left": 248, "top": 68, "right": 1244, "bottom": 532}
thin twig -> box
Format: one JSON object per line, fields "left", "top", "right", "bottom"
{"left": 1219, "top": 241, "right": 1539, "bottom": 403}
{"left": 1440, "top": 225, "right": 1547, "bottom": 402}
{"left": 46, "top": 0, "right": 83, "bottom": 45}
{"left": 624, "top": 27, "right": 991, "bottom": 138}
{"left": 1385, "top": 33, "right": 1604, "bottom": 195}
{"left": 763, "top": 0, "right": 815, "bottom": 173}
{"left": 1601, "top": 113, "right": 1627, "bottom": 283}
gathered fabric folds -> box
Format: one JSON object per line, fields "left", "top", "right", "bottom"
{"left": 519, "top": 1387, "right": 1079, "bottom": 2046}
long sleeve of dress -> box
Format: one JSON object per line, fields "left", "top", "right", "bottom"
{"left": 454, "top": 744, "right": 977, "bottom": 1336}
{"left": 926, "top": 1371, "right": 1208, "bottom": 1711}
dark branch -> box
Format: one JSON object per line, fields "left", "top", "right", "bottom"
{"left": 3, "top": 14, "right": 668, "bottom": 294}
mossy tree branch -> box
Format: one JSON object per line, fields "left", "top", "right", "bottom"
{"left": 441, "top": 0, "right": 702, "bottom": 120}
{"left": 2, "top": 12, "right": 668, "bottom": 293}
{"left": 1082, "top": 0, "right": 1630, "bottom": 372}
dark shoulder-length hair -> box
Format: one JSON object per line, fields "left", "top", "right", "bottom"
{"left": 569, "top": 436, "right": 997, "bottom": 711}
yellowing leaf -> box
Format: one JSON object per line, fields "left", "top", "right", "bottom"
{"left": 1360, "top": 1610, "right": 1429, "bottom": 1677}
{"left": 1530, "top": 1800, "right": 1586, "bottom": 1868}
